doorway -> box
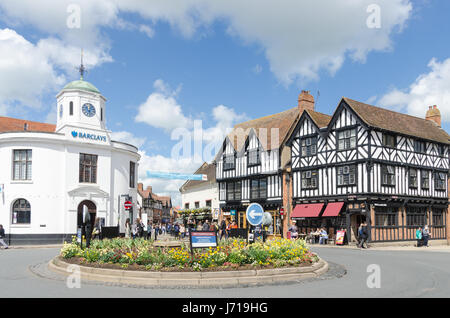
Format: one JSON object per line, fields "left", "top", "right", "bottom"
{"left": 350, "top": 214, "right": 366, "bottom": 242}
{"left": 77, "top": 200, "right": 97, "bottom": 229}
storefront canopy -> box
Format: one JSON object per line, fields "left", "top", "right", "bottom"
{"left": 322, "top": 202, "right": 344, "bottom": 217}
{"left": 291, "top": 203, "right": 324, "bottom": 218}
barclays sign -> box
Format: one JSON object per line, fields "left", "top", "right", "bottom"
{"left": 71, "top": 131, "right": 107, "bottom": 142}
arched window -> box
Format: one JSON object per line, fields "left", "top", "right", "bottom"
{"left": 70, "top": 102, "right": 74, "bottom": 116}
{"left": 12, "top": 199, "right": 31, "bottom": 224}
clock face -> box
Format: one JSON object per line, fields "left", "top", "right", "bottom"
{"left": 82, "top": 103, "right": 96, "bottom": 117}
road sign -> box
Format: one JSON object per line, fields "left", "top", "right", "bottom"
{"left": 246, "top": 203, "right": 264, "bottom": 226}
{"left": 124, "top": 201, "right": 133, "bottom": 210}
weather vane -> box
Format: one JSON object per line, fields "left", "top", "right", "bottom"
{"left": 77, "top": 48, "right": 88, "bottom": 80}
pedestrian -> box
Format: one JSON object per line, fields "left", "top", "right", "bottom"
{"left": 146, "top": 220, "right": 152, "bottom": 240}
{"left": 180, "top": 224, "right": 186, "bottom": 239}
{"left": 137, "top": 218, "right": 144, "bottom": 238}
{"left": 174, "top": 223, "right": 180, "bottom": 240}
{"left": 154, "top": 223, "right": 159, "bottom": 240}
{"left": 219, "top": 219, "right": 227, "bottom": 240}
{"left": 197, "top": 222, "right": 203, "bottom": 231}
{"left": 82, "top": 207, "right": 92, "bottom": 248}
{"left": 0, "top": 224, "right": 9, "bottom": 249}
{"left": 288, "top": 221, "right": 298, "bottom": 240}
{"left": 359, "top": 222, "right": 369, "bottom": 249}
{"left": 255, "top": 224, "right": 263, "bottom": 241}
{"left": 202, "top": 220, "right": 210, "bottom": 231}
{"left": 125, "top": 218, "right": 131, "bottom": 238}
{"left": 92, "top": 217, "right": 101, "bottom": 240}
{"left": 416, "top": 227, "right": 423, "bottom": 247}
{"left": 422, "top": 225, "right": 430, "bottom": 247}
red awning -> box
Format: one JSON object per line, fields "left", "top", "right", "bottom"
{"left": 322, "top": 202, "right": 344, "bottom": 217}
{"left": 291, "top": 203, "right": 324, "bottom": 218}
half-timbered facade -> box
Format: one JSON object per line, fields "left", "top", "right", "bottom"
{"left": 288, "top": 98, "right": 450, "bottom": 243}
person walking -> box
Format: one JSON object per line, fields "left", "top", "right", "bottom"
{"left": 92, "top": 217, "right": 101, "bottom": 240}
{"left": 154, "top": 223, "right": 159, "bottom": 241}
{"left": 0, "top": 225, "right": 9, "bottom": 249}
{"left": 125, "top": 218, "right": 131, "bottom": 239}
{"left": 146, "top": 220, "right": 152, "bottom": 240}
{"left": 219, "top": 219, "right": 227, "bottom": 240}
{"left": 358, "top": 222, "right": 369, "bottom": 249}
{"left": 174, "top": 223, "right": 180, "bottom": 240}
{"left": 202, "top": 220, "right": 210, "bottom": 231}
{"left": 82, "top": 207, "right": 92, "bottom": 248}
{"left": 180, "top": 224, "right": 186, "bottom": 239}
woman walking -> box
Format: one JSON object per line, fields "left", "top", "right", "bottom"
{"left": 125, "top": 218, "right": 131, "bottom": 238}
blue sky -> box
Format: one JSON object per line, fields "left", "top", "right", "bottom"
{"left": 1, "top": 0, "right": 449, "bottom": 204}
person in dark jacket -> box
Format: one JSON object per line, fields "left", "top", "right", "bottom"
{"left": 358, "top": 222, "right": 369, "bottom": 249}
{"left": 0, "top": 224, "right": 8, "bottom": 249}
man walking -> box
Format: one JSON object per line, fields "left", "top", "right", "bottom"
{"left": 0, "top": 225, "right": 8, "bottom": 249}
{"left": 358, "top": 222, "right": 369, "bottom": 249}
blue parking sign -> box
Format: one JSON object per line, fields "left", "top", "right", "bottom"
{"left": 246, "top": 203, "right": 264, "bottom": 226}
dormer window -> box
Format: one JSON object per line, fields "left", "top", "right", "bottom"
{"left": 248, "top": 149, "right": 260, "bottom": 166}
{"left": 301, "top": 136, "right": 317, "bottom": 156}
{"left": 223, "top": 154, "right": 235, "bottom": 171}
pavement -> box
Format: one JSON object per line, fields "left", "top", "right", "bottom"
{"left": 1, "top": 241, "right": 450, "bottom": 297}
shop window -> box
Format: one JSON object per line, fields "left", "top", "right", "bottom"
{"left": 13, "top": 150, "right": 32, "bottom": 181}
{"left": 12, "top": 199, "right": 31, "bottom": 224}
{"left": 406, "top": 207, "right": 426, "bottom": 227}
{"left": 79, "top": 153, "right": 98, "bottom": 183}
{"left": 337, "top": 165, "right": 356, "bottom": 186}
{"left": 301, "top": 136, "right": 317, "bottom": 157}
{"left": 375, "top": 206, "right": 397, "bottom": 227}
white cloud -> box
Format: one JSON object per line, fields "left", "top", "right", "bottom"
{"left": 0, "top": 1, "right": 413, "bottom": 84}
{"left": 111, "top": 131, "right": 146, "bottom": 148}
{"left": 135, "top": 79, "right": 191, "bottom": 131}
{"left": 378, "top": 58, "right": 450, "bottom": 122}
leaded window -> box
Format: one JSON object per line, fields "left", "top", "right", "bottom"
{"left": 381, "top": 165, "right": 395, "bottom": 186}
{"left": 13, "top": 150, "right": 32, "bottom": 181}
{"left": 79, "top": 153, "right": 98, "bottom": 183}
{"left": 432, "top": 209, "right": 444, "bottom": 226}
{"left": 337, "top": 165, "right": 356, "bottom": 186}
{"left": 301, "top": 136, "right": 317, "bottom": 156}
{"left": 250, "top": 178, "right": 267, "bottom": 199}
{"left": 409, "top": 168, "right": 418, "bottom": 188}
{"left": 434, "top": 172, "right": 446, "bottom": 190}
{"left": 382, "top": 133, "right": 396, "bottom": 148}
{"left": 227, "top": 181, "right": 241, "bottom": 201}
{"left": 375, "top": 206, "right": 397, "bottom": 227}
{"left": 248, "top": 149, "right": 260, "bottom": 166}
{"left": 337, "top": 128, "right": 356, "bottom": 150}
{"left": 414, "top": 140, "right": 426, "bottom": 153}
{"left": 421, "top": 170, "right": 430, "bottom": 189}
{"left": 301, "top": 170, "right": 318, "bottom": 189}
{"left": 406, "top": 207, "right": 426, "bottom": 227}
{"left": 223, "top": 154, "right": 235, "bottom": 171}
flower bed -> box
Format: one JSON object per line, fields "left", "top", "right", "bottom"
{"left": 60, "top": 237, "right": 318, "bottom": 272}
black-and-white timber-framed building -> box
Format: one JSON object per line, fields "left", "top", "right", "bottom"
{"left": 288, "top": 97, "right": 449, "bottom": 242}
{"left": 215, "top": 90, "right": 449, "bottom": 243}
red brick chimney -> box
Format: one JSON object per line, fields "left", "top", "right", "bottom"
{"left": 426, "top": 105, "right": 441, "bottom": 127}
{"left": 298, "top": 90, "right": 315, "bottom": 113}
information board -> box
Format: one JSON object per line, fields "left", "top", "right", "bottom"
{"left": 190, "top": 231, "right": 217, "bottom": 249}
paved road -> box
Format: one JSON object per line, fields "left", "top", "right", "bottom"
{"left": 0, "top": 246, "right": 449, "bottom": 298}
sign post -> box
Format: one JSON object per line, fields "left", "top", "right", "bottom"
{"left": 246, "top": 203, "right": 264, "bottom": 244}
{"left": 189, "top": 231, "right": 218, "bottom": 258}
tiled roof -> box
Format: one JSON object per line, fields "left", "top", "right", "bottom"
{"left": 0, "top": 116, "right": 56, "bottom": 133}
{"left": 344, "top": 98, "right": 450, "bottom": 144}
{"left": 180, "top": 162, "right": 216, "bottom": 192}
{"left": 305, "top": 109, "right": 332, "bottom": 128}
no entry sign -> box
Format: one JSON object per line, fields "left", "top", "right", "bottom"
{"left": 124, "top": 201, "right": 133, "bottom": 210}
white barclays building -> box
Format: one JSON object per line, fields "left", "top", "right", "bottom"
{"left": 0, "top": 72, "right": 140, "bottom": 245}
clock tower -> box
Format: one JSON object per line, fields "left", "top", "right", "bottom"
{"left": 55, "top": 54, "right": 107, "bottom": 134}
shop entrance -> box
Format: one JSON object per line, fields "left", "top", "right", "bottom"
{"left": 77, "top": 200, "right": 97, "bottom": 229}
{"left": 350, "top": 214, "right": 366, "bottom": 242}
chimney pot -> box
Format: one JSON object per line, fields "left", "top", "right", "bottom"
{"left": 426, "top": 105, "right": 441, "bottom": 127}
